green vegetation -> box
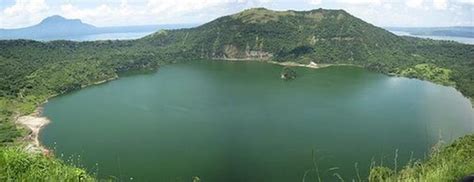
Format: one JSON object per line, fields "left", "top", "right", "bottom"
{"left": 0, "top": 98, "right": 25, "bottom": 145}
{"left": 395, "top": 64, "right": 455, "bottom": 86}
{"left": 369, "top": 135, "right": 474, "bottom": 182}
{"left": 281, "top": 67, "right": 297, "bottom": 80}
{"left": 0, "top": 7, "right": 473, "bottom": 181}
{"left": 0, "top": 146, "right": 95, "bottom": 181}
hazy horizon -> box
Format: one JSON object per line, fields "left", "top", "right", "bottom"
{"left": 1, "top": 0, "right": 473, "bottom": 29}
{"left": 1, "top": 12, "right": 474, "bottom": 30}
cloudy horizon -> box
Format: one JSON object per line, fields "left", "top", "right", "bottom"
{"left": 0, "top": 0, "right": 473, "bottom": 29}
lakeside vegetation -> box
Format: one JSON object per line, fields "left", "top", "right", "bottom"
{"left": 0, "top": 146, "right": 95, "bottom": 181}
{"left": 369, "top": 135, "right": 474, "bottom": 181}
{"left": 394, "top": 63, "right": 456, "bottom": 86}
{"left": 0, "top": 8, "right": 473, "bottom": 181}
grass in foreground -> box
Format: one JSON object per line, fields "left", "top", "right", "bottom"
{"left": 0, "top": 146, "right": 96, "bottom": 181}
{"left": 0, "top": 135, "right": 473, "bottom": 181}
{"left": 369, "top": 134, "right": 474, "bottom": 182}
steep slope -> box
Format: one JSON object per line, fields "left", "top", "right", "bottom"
{"left": 144, "top": 8, "right": 407, "bottom": 65}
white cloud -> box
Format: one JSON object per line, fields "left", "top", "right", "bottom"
{"left": 336, "top": 0, "right": 382, "bottom": 5}
{"left": 146, "top": 0, "right": 231, "bottom": 15}
{"left": 3, "top": 0, "right": 48, "bottom": 15}
{"left": 145, "top": 0, "right": 272, "bottom": 15}
{"left": 0, "top": 0, "right": 49, "bottom": 28}
{"left": 406, "top": 0, "right": 424, "bottom": 8}
{"left": 433, "top": 0, "right": 448, "bottom": 10}
{"left": 60, "top": 3, "right": 135, "bottom": 26}
{"left": 457, "top": 0, "right": 474, "bottom": 5}
{"left": 308, "top": 0, "right": 322, "bottom": 5}
{"left": 383, "top": 3, "right": 393, "bottom": 9}
{"left": 58, "top": 0, "right": 273, "bottom": 26}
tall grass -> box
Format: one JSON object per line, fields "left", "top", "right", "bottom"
{"left": 369, "top": 134, "right": 474, "bottom": 181}
{"left": 0, "top": 146, "right": 97, "bottom": 181}
{"left": 2, "top": 135, "right": 473, "bottom": 181}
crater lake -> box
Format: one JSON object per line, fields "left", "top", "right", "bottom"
{"left": 40, "top": 60, "right": 474, "bottom": 181}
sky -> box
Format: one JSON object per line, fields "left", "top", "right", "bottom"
{"left": 0, "top": 0, "right": 473, "bottom": 29}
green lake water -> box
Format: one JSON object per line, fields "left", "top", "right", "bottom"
{"left": 40, "top": 60, "right": 474, "bottom": 181}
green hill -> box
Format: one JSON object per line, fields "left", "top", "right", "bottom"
{"left": 143, "top": 8, "right": 406, "bottom": 63}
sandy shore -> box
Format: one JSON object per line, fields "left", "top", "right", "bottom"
{"left": 267, "top": 61, "right": 327, "bottom": 69}
{"left": 14, "top": 76, "right": 119, "bottom": 154}
{"left": 215, "top": 58, "right": 331, "bottom": 69}
{"left": 16, "top": 107, "right": 51, "bottom": 153}
{"left": 82, "top": 75, "right": 118, "bottom": 88}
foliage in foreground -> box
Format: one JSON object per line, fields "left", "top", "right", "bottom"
{"left": 0, "top": 147, "right": 96, "bottom": 181}
{"left": 369, "top": 134, "right": 474, "bottom": 182}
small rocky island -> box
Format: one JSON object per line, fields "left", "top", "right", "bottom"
{"left": 281, "top": 67, "right": 297, "bottom": 80}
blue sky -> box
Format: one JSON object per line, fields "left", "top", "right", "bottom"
{"left": 0, "top": 0, "right": 473, "bottom": 28}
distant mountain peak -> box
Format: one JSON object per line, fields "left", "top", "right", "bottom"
{"left": 0, "top": 15, "right": 97, "bottom": 39}
{"left": 38, "top": 15, "right": 92, "bottom": 28}
{"left": 45, "top": 15, "right": 67, "bottom": 20}
{"left": 41, "top": 15, "right": 71, "bottom": 23}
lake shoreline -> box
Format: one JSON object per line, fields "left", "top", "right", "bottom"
{"left": 16, "top": 60, "right": 336, "bottom": 153}
{"left": 266, "top": 60, "right": 325, "bottom": 69}
{"left": 38, "top": 60, "right": 474, "bottom": 181}
{"left": 266, "top": 60, "right": 472, "bottom": 107}
{"left": 25, "top": 59, "right": 473, "bottom": 154}
{"left": 16, "top": 75, "right": 119, "bottom": 154}
{"left": 214, "top": 58, "right": 358, "bottom": 69}
{"left": 15, "top": 105, "right": 50, "bottom": 153}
